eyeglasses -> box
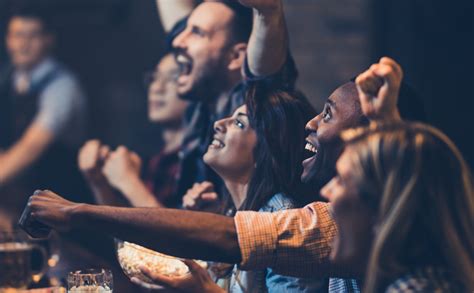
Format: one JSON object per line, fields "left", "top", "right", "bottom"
{"left": 143, "top": 69, "right": 180, "bottom": 89}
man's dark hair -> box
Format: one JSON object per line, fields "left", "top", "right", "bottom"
{"left": 218, "top": 0, "right": 253, "bottom": 44}
{"left": 8, "top": 4, "right": 55, "bottom": 34}
{"left": 169, "top": 1, "right": 252, "bottom": 52}
{"left": 166, "top": 16, "right": 188, "bottom": 53}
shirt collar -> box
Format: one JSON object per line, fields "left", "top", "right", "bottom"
{"left": 28, "top": 57, "right": 56, "bottom": 85}
{"left": 13, "top": 57, "right": 56, "bottom": 87}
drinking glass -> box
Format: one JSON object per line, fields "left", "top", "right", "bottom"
{"left": 67, "top": 269, "right": 113, "bottom": 292}
{"left": 0, "top": 230, "right": 48, "bottom": 289}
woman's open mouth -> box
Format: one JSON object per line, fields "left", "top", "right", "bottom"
{"left": 209, "top": 136, "right": 225, "bottom": 149}
{"left": 149, "top": 100, "right": 166, "bottom": 108}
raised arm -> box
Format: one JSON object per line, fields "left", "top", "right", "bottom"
{"left": 240, "top": 0, "right": 288, "bottom": 76}
{"left": 155, "top": 0, "right": 195, "bottom": 32}
{"left": 29, "top": 190, "right": 241, "bottom": 263}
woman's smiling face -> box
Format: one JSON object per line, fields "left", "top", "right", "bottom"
{"left": 204, "top": 105, "right": 257, "bottom": 183}
{"left": 320, "top": 147, "right": 374, "bottom": 274}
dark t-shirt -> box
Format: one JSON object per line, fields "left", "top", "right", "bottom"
{"left": 143, "top": 150, "right": 181, "bottom": 207}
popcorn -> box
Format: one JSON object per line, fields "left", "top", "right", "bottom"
{"left": 116, "top": 241, "right": 207, "bottom": 283}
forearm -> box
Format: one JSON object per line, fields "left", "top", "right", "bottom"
{"left": 86, "top": 178, "right": 128, "bottom": 207}
{"left": 155, "top": 0, "right": 195, "bottom": 32}
{"left": 118, "top": 177, "right": 163, "bottom": 208}
{"left": 0, "top": 125, "right": 52, "bottom": 185}
{"left": 247, "top": 2, "right": 288, "bottom": 76}
{"left": 0, "top": 154, "right": 22, "bottom": 186}
{"left": 72, "top": 204, "right": 241, "bottom": 263}
{"left": 383, "top": 110, "right": 402, "bottom": 122}
{"left": 368, "top": 108, "right": 401, "bottom": 125}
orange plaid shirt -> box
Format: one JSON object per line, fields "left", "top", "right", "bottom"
{"left": 234, "top": 202, "right": 341, "bottom": 279}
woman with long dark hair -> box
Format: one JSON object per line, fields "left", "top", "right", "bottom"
{"left": 174, "top": 83, "right": 325, "bottom": 292}
{"left": 208, "top": 85, "right": 317, "bottom": 213}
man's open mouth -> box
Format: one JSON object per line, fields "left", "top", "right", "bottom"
{"left": 303, "top": 138, "right": 318, "bottom": 160}
{"left": 301, "top": 135, "right": 323, "bottom": 182}
{"left": 175, "top": 52, "right": 193, "bottom": 76}
{"left": 305, "top": 140, "right": 318, "bottom": 154}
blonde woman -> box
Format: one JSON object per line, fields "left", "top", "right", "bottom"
{"left": 322, "top": 122, "right": 474, "bottom": 292}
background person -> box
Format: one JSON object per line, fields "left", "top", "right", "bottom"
{"left": 0, "top": 6, "right": 87, "bottom": 226}
{"left": 78, "top": 53, "right": 189, "bottom": 208}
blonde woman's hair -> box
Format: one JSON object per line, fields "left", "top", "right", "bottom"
{"left": 341, "top": 122, "right": 474, "bottom": 292}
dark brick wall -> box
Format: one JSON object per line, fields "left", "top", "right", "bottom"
{"left": 283, "top": 0, "right": 371, "bottom": 111}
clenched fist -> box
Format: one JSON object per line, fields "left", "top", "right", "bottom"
{"left": 355, "top": 57, "right": 403, "bottom": 122}
{"left": 29, "top": 190, "right": 83, "bottom": 232}
{"left": 78, "top": 139, "right": 110, "bottom": 183}
{"left": 102, "top": 146, "right": 142, "bottom": 192}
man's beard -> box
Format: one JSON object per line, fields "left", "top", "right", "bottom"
{"left": 303, "top": 140, "right": 344, "bottom": 193}
{"left": 180, "top": 57, "right": 230, "bottom": 103}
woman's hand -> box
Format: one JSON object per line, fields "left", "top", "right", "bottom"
{"left": 78, "top": 139, "right": 110, "bottom": 183}
{"left": 182, "top": 182, "right": 218, "bottom": 210}
{"left": 102, "top": 146, "right": 142, "bottom": 192}
{"left": 131, "top": 259, "right": 224, "bottom": 293}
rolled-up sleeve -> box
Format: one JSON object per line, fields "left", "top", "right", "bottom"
{"left": 234, "top": 202, "right": 337, "bottom": 278}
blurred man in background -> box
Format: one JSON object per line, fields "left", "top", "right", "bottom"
{"left": 0, "top": 6, "right": 86, "bottom": 228}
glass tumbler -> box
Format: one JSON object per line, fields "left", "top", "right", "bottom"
{"left": 67, "top": 268, "right": 113, "bottom": 292}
